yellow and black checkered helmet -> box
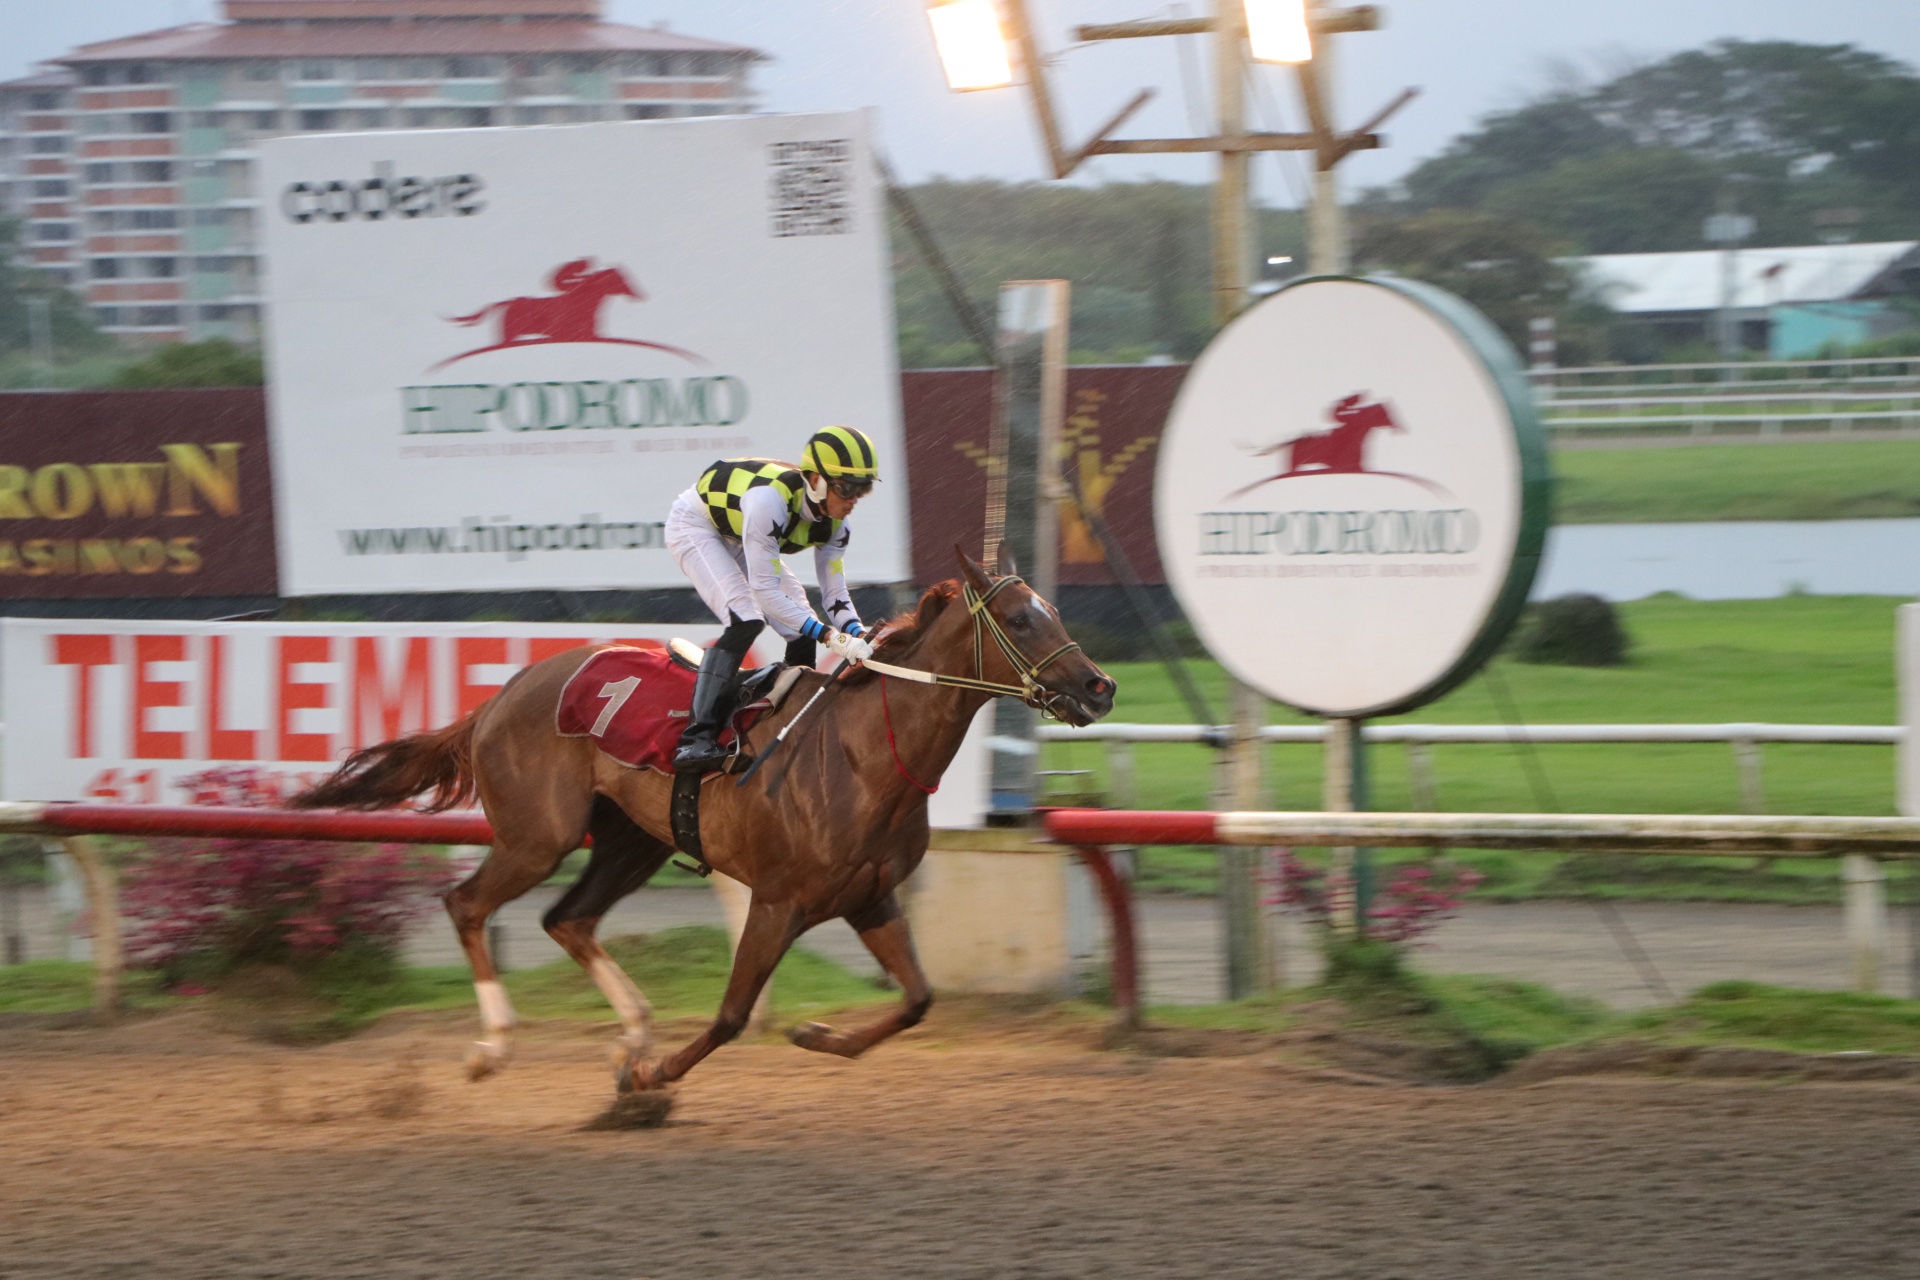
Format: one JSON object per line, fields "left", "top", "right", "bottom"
{"left": 801, "top": 426, "right": 879, "bottom": 481}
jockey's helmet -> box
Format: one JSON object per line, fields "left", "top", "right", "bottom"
{"left": 802, "top": 426, "right": 879, "bottom": 501}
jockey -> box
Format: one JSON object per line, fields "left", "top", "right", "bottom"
{"left": 664, "top": 425, "right": 880, "bottom": 773}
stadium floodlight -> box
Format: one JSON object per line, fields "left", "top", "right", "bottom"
{"left": 926, "top": 0, "right": 1017, "bottom": 91}
{"left": 1244, "top": 0, "right": 1314, "bottom": 64}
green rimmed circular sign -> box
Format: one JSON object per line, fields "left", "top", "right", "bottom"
{"left": 1155, "top": 275, "right": 1552, "bottom": 719}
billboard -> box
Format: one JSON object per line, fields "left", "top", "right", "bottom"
{"left": 1156, "top": 277, "right": 1549, "bottom": 718}
{"left": 0, "top": 617, "right": 991, "bottom": 828}
{"left": 260, "top": 112, "right": 906, "bottom": 597}
{"left": 0, "top": 390, "right": 277, "bottom": 599}
{"left": 902, "top": 365, "right": 1180, "bottom": 587}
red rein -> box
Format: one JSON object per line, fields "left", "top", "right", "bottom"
{"left": 880, "top": 676, "right": 939, "bottom": 794}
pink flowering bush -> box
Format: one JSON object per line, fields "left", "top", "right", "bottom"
{"left": 122, "top": 767, "right": 451, "bottom": 981}
{"left": 1268, "top": 851, "right": 1482, "bottom": 945}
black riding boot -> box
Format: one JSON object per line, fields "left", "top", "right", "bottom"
{"left": 674, "top": 645, "right": 747, "bottom": 773}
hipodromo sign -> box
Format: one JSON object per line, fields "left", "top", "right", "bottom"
{"left": 1156, "top": 276, "right": 1550, "bottom": 718}
{"left": 260, "top": 111, "right": 905, "bottom": 597}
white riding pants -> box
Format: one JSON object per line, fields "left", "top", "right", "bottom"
{"left": 664, "top": 490, "right": 809, "bottom": 639}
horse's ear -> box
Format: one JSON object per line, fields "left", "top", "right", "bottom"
{"left": 953, "top": 544, "right": 993, "bottom": 591}
{"left": 994, "top": 542, "right": 1019, "bottom": 577}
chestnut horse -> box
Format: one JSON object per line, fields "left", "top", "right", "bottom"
{"left": 291, "top": 552, "right": 1116, "bottom": 1092}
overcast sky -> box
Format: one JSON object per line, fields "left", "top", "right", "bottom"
{"left": 5, "top": 0, "right": 1918, "bottom": 204}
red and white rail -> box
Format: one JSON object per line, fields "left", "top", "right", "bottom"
{"left": 10, "top": 803, "right": 1917, "bottom": 1027}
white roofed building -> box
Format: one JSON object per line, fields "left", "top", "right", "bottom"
{"left": 1576, "top": 241, "right": 1920, "bottom": 359}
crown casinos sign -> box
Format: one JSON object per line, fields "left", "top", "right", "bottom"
{"left": 1156, "top": 277, "right": 1551, "bottom": 718}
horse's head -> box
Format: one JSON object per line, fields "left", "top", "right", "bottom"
{"left": 1340, "top": 393, "right": 1400, "bottom": 433}
{"left": 595, "top": 265, "right": 643, "bottom": 301}
{"left": 953, "top": 547, "right": 1117, "bottom": 727}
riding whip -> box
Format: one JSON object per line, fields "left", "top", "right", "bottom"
{"left": 732, "top": 665, "right": 843, "bottom": 788}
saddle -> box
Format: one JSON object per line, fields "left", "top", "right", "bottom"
{"left": 554, "top": 644, "right": 803, "bottom": 771}
{"left": 555, "top": 642, "right": 807, "bottom": 875}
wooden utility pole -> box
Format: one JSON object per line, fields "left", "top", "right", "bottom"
{"left": 990, "top": 0, "right": 1412, "bottom": 970}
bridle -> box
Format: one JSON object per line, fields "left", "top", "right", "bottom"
{"left": 857, "top": 574, "right": 1087, "bottom": 721}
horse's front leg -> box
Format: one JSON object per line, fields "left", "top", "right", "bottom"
{"left": 630, "top": 896, "right": 804, "bottom": 1091}
{"left": 788, "top": 893, "right": 931, "bottom": 1059}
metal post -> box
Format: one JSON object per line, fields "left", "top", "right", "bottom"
{"left": 1323, "top": 716, "right": 1369, "bottom": 933}
{"left": 1219, "top": 679, "right": 1272, "bottom": 997}
{"left": 1843, "top": 855, "right": 1888, "bottom": 993}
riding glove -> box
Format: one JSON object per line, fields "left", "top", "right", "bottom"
{"left": 825, "top": 630, "right": 874, "bottom": 664}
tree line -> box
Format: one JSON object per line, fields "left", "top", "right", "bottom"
{"left": 892, "top": 40, "right": 1920, "bottom": 367}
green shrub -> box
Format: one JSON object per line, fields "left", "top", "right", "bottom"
{"left": 1513, "top": 592, "right": 1630, "bottom": 666}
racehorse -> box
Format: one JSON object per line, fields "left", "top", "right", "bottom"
{"left": 290, "top": 551, "right": 1116, "bottom": 1093}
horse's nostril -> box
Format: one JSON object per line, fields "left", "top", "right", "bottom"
{"left": 1087, "top": 676, "right": 1115, "bottom": 699}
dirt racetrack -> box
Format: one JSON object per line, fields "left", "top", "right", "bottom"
{"left": 3, "top": 1007, "right": 1918, "bottom": 1279}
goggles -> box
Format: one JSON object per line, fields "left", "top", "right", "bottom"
{"left": 826, "top": 475, "right": 875, "bottom": 501}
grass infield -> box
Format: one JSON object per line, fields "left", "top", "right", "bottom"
{"left": 1045, "top": 594, "right": 1910, "bottom": 900}
{"left": 1553, "top": 438, "right": 1920, "bottom": 523}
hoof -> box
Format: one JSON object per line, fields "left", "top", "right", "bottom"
{"left": 582, "top": 1089, "right": 676, "bottom": 1131}
{"left": 464, "top": 1042, "right": 507, "bottom": 1082}
{"left": 623, "top": 1058, "right": 669, "bottom": 1092}
{"left": 788, "top": 1021, "right": 857, "bottom": 1057}
{"left": 607, "top": 1039, "right": 650, "bottom": 1093}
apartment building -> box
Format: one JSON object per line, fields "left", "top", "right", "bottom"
{"left": 0, "top": 0, "right": 760, "bottom": 347}
{"left": 0, "top": 69, "right": 79, "bottom": 289}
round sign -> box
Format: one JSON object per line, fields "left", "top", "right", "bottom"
{"left": 1155, "top": 275, "right": 1550, "bottom": 718}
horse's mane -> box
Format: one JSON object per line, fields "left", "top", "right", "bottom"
{"left": 836, "top": 579, "right": 961, "bottom": 686}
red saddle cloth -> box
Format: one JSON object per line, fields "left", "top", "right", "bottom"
{"left": 554, "top": 646, "right": 768, "bottom": 772}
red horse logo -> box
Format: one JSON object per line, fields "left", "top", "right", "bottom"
{"left": 430, "top": 257, "right": 703, "bottom": 370}
{"left": 1230, "top": 393, "right": 1448, "bottom": 498}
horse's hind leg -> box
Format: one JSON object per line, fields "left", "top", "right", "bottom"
{"left": 542, "top": 797, "right": 674, "bottom": 1089}
{"left": 789, "top": 892, "right": 931, "bottom": 1060}
{"left": 632, "top": 895, "right": 805, "bottom": 1091}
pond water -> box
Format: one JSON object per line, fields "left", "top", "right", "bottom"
{"left": 1533, "top": 519, "right": 1920, "bottom": 601}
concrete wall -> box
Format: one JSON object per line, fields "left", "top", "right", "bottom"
{"left": 906, "top": 829, "right": 1074, "bottom": 996}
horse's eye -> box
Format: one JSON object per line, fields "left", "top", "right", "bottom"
{"left": 1009, "top": 612, "right": 1032, "bottom": 631}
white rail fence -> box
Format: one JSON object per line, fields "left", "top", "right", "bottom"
{"left": 1528, "top": 356, "right": 1920, "bottom": 440}
{"left": 1041, "top": 722, "right": 1902, "bottom": 815}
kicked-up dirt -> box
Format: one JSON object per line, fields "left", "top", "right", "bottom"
{"left": 2, "top": 1004, "right": 1918, "bottom": 1279}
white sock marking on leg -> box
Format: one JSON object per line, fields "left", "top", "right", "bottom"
{"left": 475, "top": 979, "right": 515, "bottom": 1034}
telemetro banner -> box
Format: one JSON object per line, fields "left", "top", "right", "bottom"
{"left": 0, "top": 618, "right": 989, "bottom": 827}
{"left": 0, "top": 619, "right": 755, "bottom": 805}
{"left": 259, "top": 111, "right": 906, "bottom": 596}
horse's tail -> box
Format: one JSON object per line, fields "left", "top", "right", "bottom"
{"left": 446, "top": 301, "right": 502, "bottom": 327}
{"left": 288, "top": 710, "right": 480, "bottom": 813}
